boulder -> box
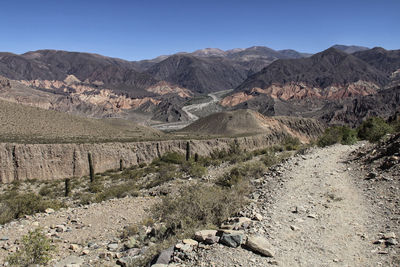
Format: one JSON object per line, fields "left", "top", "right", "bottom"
{"left": 194, "top": 230, "right": 219, "bottom": 244}
{"left": 245, "top": 235, "right": 274, "bottom": 257}
{"left": 219, "top": 230, "right": 245, "bottom": 248}
{"left": 153, "top": 246, "right": 174, "bottom": 264}
{"left": 182, "top": 239, "right": 198, "bottom": 246}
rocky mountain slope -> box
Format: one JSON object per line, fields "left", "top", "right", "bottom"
{"left": 146, "top": 55, "right": 248, "bottom": 94}
{"left": 353, "top": 47, "right": 400, "bottom": 84}
{"left": 232, "top": 48, "right": 388, "bottom": 97}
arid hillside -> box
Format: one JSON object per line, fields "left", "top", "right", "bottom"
{"left": 0, "top": 99, "right": 163, "bottom": 143}
{"left": 180, "top": 109, "right": 324, "bottom": 140}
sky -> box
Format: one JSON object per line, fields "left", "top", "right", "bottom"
{"left": 0, "top": 0, "right": 399, "bottom": 60}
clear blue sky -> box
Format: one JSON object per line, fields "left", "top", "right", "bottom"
{"left": 1, "top": 0, "right": 399, "bottom": 60}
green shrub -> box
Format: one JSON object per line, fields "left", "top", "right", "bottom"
{"left": 261, "top": 150, "right": 279, "bottom": 167}
{"left": 217, "top": 162, "right": 266, "bottom": 187}
{"left": 182, "top": 162, "right": 207, "bottom": 178}
{"left": 158, "top": 152, "right": 185, "bottom": 165}
{"left": 153, "top": 183, "right": 249, "bottom": 237}
{"left": 7, "top": 228, "right": 55, "bottom": 266}
{"left": 282, "top": 136, "right": 301, "bottom": 151}
{"left": 0, "top": 192, "right": 64, "bottom": 224}
{"left": 340, "top": 126, "right": 358, "bottom": 145}
{"left": 357, "top": 117, "right": 393, "bottom": 142}
{"left": 88, "top": 180, "right": 104, "bottom": 193}
{"left": 317, "top": 126, "right": 358, "bottom": 147}
{"left": 94, "top": 182, "right": 137, "bottom": 202}
{"left": 145, "top": 164, "right": 179, "bottom": 189}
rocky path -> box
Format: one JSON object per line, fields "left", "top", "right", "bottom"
{"left": 264, "top": 144, "right": 379, "bottom": 266}
{"left": 186, "top": 144, "right": 387, "bottom": 267}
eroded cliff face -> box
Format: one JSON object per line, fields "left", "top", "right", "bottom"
{"left": 0, "top": 134, "right": 309, "bottom": 183}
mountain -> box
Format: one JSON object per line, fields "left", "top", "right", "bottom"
{"left": 353, "top": 47, "right": 400, "bottom": 76}
{"left": 146, "top": 54, "right": 248, "bottom": 94}
{"left": 191, "top": 48, "right": 227, "bottom": 57}
{"left": 331, "top": 44, "right": 369, "bottom": 54}
{"left": 20, "top": 50, "right": 159, "bottom": 96}
{"left": 278, "top": 49, "right": 312, "bottom": 59}
{"left": 136, "top": 46, "right": 311, "bottom": 74}
{"left": 225, "top": 48, "right": 388, "bottom": 103}
{"left": 218, "top": 47, "right": 399, "bottom": 126}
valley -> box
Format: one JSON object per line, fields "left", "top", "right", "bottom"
{"left": 0, "top": 44, "right": 399, "bottom": 267}
{"left": 152, "top": 89, "right": 231, "bottom": 131}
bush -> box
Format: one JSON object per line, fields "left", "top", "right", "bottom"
{"left": 182, "top": 162, "right": 207, "bottom": 178}
{"left": 153, "top": 183, "right": 249, "bottom": 237}
{"left": 94, "top": 181, "right": 138, "bottom": 202}
{"left": 7, "top": 228, "right": 55, "bottom": 266}
{"left": 0, "top": 192, "right": 63, "bottom": 224}
{"left": 318, "top": 126, "right": 358, "bottom": 147}
{"left": 158, "top": 152, "right": 185, "bottom": 165}
{"left": 282, "top": 136, "right": 301, "bottom": 151}
{"left": 217, "top": 162, "right": 266, "bottom": 187}
{"left": 261, "top": 150, "right": 279, "bottom": 167}
{"left": 357, "top": 117, "right": 393, "bottom": 142}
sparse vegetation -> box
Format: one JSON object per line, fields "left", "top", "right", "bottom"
{"left": 282, "top": 136, "right": 301, "bottom": 151}
{"left": 357, "top": 117, "right": 393, "bottom": 142}
{"left": 0, "top": 191, "right": 64, "bottom": 225}
{"left": 317, "top": 126, "right": 358, "bottom": 147}
{"left": 217, "top": 161, "right": 266, "bottom": 187}
{"left": 7, "top": 228, "right": 55, "bottom": 266}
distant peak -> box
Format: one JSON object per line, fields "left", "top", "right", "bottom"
{"left": 331, "top": 44, "right": 369, "bottom": 53}
{"left": 371, "top": 47, "right": 387, "bottom": 52}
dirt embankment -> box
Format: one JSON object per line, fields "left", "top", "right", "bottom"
{"left": 0, "top": 134, "right": 291, "bottom": 183}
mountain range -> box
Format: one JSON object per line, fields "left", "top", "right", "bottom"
{"left": 0, "top": 44, "right": 399, "bottom": 126}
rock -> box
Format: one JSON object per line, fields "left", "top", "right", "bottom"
{"left": 253, "top": 213, "right": 263, "bottom": 221}
{"left": 290, "top": 225, "right": 300, "bottom": 231}
{"left": 153, "top": 246, "right": 174, "bottom": 264}
{"left": 245, "top": 235, "right": 274, "bottom": 257}
{"left": 53, "top": 255, "right": 83, "bottom": 267}
{"left": 151, "top": 264, "right": 168, "bottom": 267}
{"left": 366, "top": 172, "right": 377, "bottom": 180}
{"left": 99, "top": 251, "right": 113, "bottom": 259}
{"left": 45, "top": 208, "right": 55, "bottom": 214}
{"left": 307, "top": 213, "right": 318, "bottom": 219}
{"left": 219, "top": 230, "right": 245, "bottom": 248}
{"left": 32, "top": 222, "right": 40, "bottom": 227}
{"left": 194, "top": 230, "right": 220, "bottom": 244}
{"left": 69, "top": 244, "right": 80, "bottom": 251}
{"left": 117, "top": 257, "right": 136, "bottom": 267}
{"left": 81, "top": 249, "right": 90, "bottom": 255}
{"left": 56, "top": 225, "right": 67, "bottom": 233}
{"left": 175, "top": 243, "right": 192, "bottom": 253}
{"left": 385, "top": 238, "right": 398, "bottom": 246}
{"left": 107, "top": 243, "right": 119, "bottom": 251}
{"left": 382, "top": 232, "right": 396, "bottom": 239}
{"left": 0, "top": 236, "right": 9, "bottom": 241}
{"left": 292, "top": 206, "right": 306, "bottom": 214}
{"left": 182, "top": 239, "right": 198, "bottom": 246}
